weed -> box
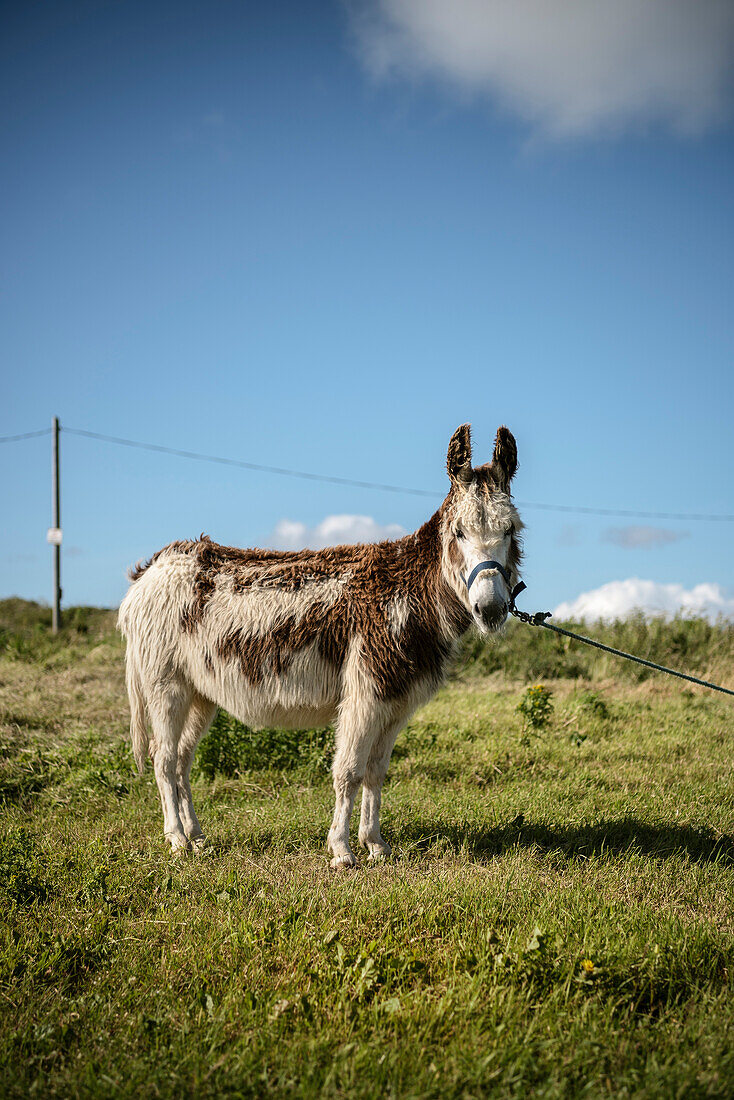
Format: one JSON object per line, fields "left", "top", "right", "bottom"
{"left": 574, "top": 689, "right": 610, "bottom": 720}
{"left": 517, "top": 684, "right": 554, "bottom": 733}
{"left": 0, "top": 828, "right": 48, "bottom": 905}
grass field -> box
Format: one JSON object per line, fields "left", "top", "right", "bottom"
{"left": 1, "top": 599, "right": 733, "bottom": 1098}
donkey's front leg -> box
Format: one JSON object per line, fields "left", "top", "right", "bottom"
{"left": 359, "top": 719, "right": 403, "bottom": 861}
{"left": 327, "top": 774, "right": 361, "bottom": 869}
{"left": 327, "top": 706, "right": 375, "bottom": 869}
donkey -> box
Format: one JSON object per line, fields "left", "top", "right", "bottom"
{"left": 118, "top": 424, "right": 523, "bottom": 867}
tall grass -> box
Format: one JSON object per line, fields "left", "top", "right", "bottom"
{"left": 458, "top": 612, "right": 734, "bottom": 686}
{"left": 3, "top": 598, "right": 732, "bottom": 686}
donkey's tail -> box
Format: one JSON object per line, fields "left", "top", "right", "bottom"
{"left": 126, "top": 654, "right": 149, "bottom": 775}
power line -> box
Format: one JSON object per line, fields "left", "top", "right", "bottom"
{"left": 0, "top": 427, "right": 52, "bottom": 443}
{"left": 4, "top": 423, "right": 734, "bottom": 522}
{"left": 512, "top": 501, "right": 734, "bottom": 523}
{"left": 62, "top": 426, "right": 439, "bottom": 498}
{"left": 64, "top": 426, "right": 734, "bottom": 522}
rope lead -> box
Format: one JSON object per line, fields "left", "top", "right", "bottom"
{"left": 508, "top": 592, "right": 734, "bottom": 699}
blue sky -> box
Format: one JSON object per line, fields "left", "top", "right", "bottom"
{"left": 2, "top": 0, "right": 733, "bottom": 616}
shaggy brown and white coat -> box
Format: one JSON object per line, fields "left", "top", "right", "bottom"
{"left": 118, "top": 424, "right": 523, "bottom": 867}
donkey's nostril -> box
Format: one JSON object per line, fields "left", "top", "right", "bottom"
{"left": 475, "top": 602, "right": 509, "bottom": 631}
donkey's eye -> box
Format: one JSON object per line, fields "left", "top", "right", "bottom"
{"left": 455, "top": 528, "right": 465, "bottom": 541}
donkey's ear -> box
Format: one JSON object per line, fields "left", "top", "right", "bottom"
{"left": 447, "top": 424, "right": 473, "bottom": 486}
{"left": 490, "top": 426, "right": 518, "bottom": 491}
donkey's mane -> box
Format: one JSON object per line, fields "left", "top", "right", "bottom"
{"left": 130, "top": 513, "right": 447, "bottom": 591}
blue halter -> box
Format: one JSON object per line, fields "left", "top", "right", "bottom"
{"left": 463, "top": 559, "right": 527, "bottom": 607}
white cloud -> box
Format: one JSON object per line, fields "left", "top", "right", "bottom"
{"left": 603, "top": 526, "right": 688, "bottom": 549}
{"left": 348, "top": 0, "right": 734, "bottom": 137}
{"left": 269, "top": 514, "right": 406, "bottom": 551}
{"left": 554, "top": 578, "right": 734, "bottom": 622}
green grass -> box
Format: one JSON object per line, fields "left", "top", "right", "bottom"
{"left": 0, "top": 599, "right": 733, "bottom": 1098}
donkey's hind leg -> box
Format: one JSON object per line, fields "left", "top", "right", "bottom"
{"left": 176, "top": 694, "right": 217, "bottom": 850}
{"left": 147, "top": 678, "right": 194, "bottom": 851}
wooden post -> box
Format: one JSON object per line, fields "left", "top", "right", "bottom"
{"left": 51, "top": 417, "right": 61, "bottom": 633}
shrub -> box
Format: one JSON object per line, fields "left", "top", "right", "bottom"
{"left": 194, "top": 710, "right": 333, "bottom": 780}
{"left": 0, "top": 599, "right": 116, "bottom": 664}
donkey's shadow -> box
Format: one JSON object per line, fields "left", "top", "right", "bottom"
{"left": 397, "top": 815, "right": 734, "bottom": 866}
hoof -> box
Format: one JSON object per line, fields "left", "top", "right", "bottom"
{"left": 360, "top": 836, "right": 392, "bottom": 861}
{"left": 367, "top": 848, "right": 392, "bottom": 863}
{"left": 330, "top": 852, "right": 357, "bottom": 870}
{"left": 167, "top": 834, "right": 191, "bottom": 853}
{"left": 190, "top": 836, "right": 209, "bottom": 852}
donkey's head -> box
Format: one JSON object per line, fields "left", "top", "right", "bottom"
{"left": 442, "top": 423, "right": 523, "bottom": 634}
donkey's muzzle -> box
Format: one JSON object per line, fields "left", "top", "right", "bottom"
{"left": 473, "top": 599, "right": 509, "bottom": 633}
{"left": 465, "top": 559, "right": 511, "bottom": 632}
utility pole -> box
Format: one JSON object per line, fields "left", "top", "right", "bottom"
{"left": 48, "top": 417, "right": 62, "bottom": 633}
